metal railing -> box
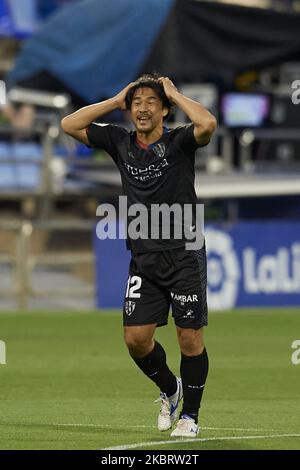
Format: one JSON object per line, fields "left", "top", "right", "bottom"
{"left": 0, "top": 219, "right": 95, "bottom": 310}
{"left": 0, "top": 126, "right": 58, "bottom": 215}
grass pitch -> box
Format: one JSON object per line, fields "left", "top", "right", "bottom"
{"left": 0, "top": 308, "right": 299, "bottom": 450}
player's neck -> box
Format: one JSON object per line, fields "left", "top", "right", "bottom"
{"left": 136, "top": 126, "right": 163, "bottom": 146}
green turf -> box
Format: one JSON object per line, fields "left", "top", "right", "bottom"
{"left": 0, "top": 308, "right": 300, "bottom": 450}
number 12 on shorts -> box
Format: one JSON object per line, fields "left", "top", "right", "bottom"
{"left": 125, "top": 275, "right": 142, "bottom": 298}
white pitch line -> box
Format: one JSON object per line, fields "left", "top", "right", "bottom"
{"left": 103, "top": 433, "right": 300, "bottom": 450}
{"left": 49, "top": 423, "right": 153, "bottom": 429}
{"left": 0, "top": 422, "right": 152, "bottom": 430}
{"left": 202, "top": 426, "right": 281, "bottom": 432}
{"left": 0, "top": 422, "right": 289, "bottom": 434}
{"left": 47, "top": 423, "right": 280, "bottom": 433}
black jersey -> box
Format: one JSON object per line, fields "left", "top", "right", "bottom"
{"left": 86, "top": 122, "right": 204, "bottom": 253}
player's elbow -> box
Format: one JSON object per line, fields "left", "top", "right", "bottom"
{"left": 203, "top": 115, "right": 217, "bottom": 135}
{"left": 195, "top": 115, "right": 217, "bottom": 143}
{"left": 60, "top": 118, "right": 89, "bottom": 145}
{"left": 61, "top": 116, "right": 73, "bottom": 134}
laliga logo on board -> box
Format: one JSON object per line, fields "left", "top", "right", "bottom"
{"left": 205, "top": 228, "right": 240, "bottom": 310}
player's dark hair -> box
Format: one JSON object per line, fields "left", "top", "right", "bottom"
{"left": 125, "top": 73, "right": 173, "bottom": 120}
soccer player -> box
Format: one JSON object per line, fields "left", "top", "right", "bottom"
{"left": 61, "top": 74, "right": 217, "bottom": 437}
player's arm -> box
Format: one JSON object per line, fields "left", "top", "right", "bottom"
{"left": 61, "top": 82, "right": 136, "bottom": 145}
{"left": 159, "top": 77, "right": 217, "bottom": 146}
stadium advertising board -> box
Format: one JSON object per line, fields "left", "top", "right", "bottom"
{"left": 95, "top": 222, "right": 300, "bottom": 309}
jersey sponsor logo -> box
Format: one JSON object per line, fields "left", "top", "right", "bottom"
{"left": 170, "top": 292, "right": 198, "bottom": 306}
{"left": 123, "top": 159, "right": 169, "bottom": 182}
{"left": 124, "top": 300, "right": 136, "bottom": 316}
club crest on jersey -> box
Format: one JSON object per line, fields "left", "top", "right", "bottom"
{"left": 125, "top": 300, "right": 136, "bottom": 316}
{"left": 153, "top": 143, "right": 166, "bottom": 159}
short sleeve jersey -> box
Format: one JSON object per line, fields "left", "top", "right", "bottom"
{"left": 86, "top": 123, "right": 204, "bottom": 253}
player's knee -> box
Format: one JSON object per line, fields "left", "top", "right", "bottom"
{"left": 124, "top": 331, "right": 153, "bottom": 357}
{"left": 177, "top": 328, "right": 204, "bottom": 356}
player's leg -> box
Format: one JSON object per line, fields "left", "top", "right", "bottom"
{"left": 123, "top": 256, "right": 180, "bottom": 430}
{"left": 124, "top": 324, "right": 177, "bottom": 395}
{"left": 168, "top": 245, "right": 209, "bottom": 437}
{"left": 170, "top": 326, "right": 209, "bottom": 437}
{"left": 124, "top": 324, "right": 181, "bottom": 431}
{"left": 170, "top": 326, "right": 208, "bottom": 437}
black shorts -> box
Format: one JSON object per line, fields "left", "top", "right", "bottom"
{"left": 123, "top": 245, "right": 208, "bottom": 329}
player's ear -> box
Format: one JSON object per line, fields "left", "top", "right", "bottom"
{"left": 162, "top": 107, "right": 168, "bottom": 118}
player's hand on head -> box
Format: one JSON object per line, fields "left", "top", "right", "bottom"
{"left": 115, "top": 82, "right": 137, "bottom": 110}
{"left": 158, "top": 77, "right": 178, "bottom": 102}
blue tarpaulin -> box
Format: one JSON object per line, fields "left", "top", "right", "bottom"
{"left": 7, "top": 0, "right": 174, "bottom": 102}
{"left": 5, "top": 1, "right": 300, "bottom": 102}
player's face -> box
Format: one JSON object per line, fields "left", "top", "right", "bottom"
{"left": 130, "top": 87, "right": 167, "bottom": 134}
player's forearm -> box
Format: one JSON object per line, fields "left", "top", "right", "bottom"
{"left": 61, "top": 97, "right": 119, "bottom": 131}
{"left": 172, "top": 91, "right": 216, "bottom": 132}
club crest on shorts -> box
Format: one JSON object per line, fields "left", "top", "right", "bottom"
{"left": 153, "top": 143, "right": 166, "bottom": 159}
{"left": 125, "top": 300, "right": 136, "bottom": 316}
